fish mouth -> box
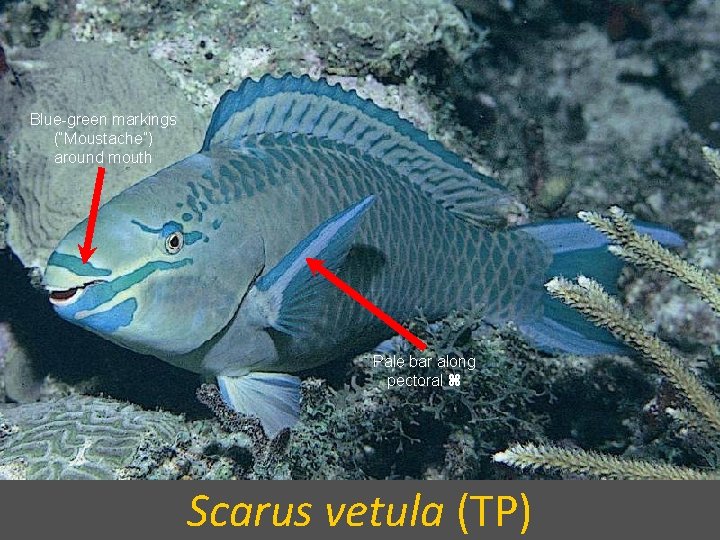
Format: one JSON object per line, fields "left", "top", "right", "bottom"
{"left": 47, "top": 280, "right": 106, "bottom": 305}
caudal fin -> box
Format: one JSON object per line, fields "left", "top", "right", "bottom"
{"left": 517, "top": 219, "right": 684, "bottom": 355}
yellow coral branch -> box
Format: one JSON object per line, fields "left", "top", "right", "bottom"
{"left": 578, "top": 208, "right": 720, "bottom": 314}
{"left": 546, "top": 276, "right": 720, "bottom": 433}
{"left": 494, "top": 443, "right": 719, "bottom": 480}
{"left": 499, "top": 189, "right": 720, "bottom": 480}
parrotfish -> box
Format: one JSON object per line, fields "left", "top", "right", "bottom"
{"left": 43, "top": 75, "right": 681, "bottom": 436}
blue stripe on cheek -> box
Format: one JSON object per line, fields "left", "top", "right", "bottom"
{"left": 131, "top": 219, "right": 184, "bottom": 237}
{"left": 131, "top": 219, "right": 163, "bottom": 234}
{"left": 131, "top": 219, "right": 207, "bottom": 244}
{"left": 47, "top": 252, "right": 112, "bottom": 277}
{"left": 53, "top": 258, "right": 193, "bottom": 321}
{"left": 77, "top": 298, "right": 137, "bottom": 333}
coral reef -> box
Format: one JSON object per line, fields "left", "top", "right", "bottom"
{"left": 460, "top": 23, "right": 687, "bottom": 214}
{"left": 119, "top": 417, "right": 260, "bottom": 480}
{"left": 282, "top": 313, "right": 553, "bottom": 480}
{"left": 437, "top": 1, "right": 720, "bottom": 229}
{"left": 0, "top": 39, "right": 204, "bottom": 270}
{"left": 0, "top": 394, "right": 186, "bottom": 479}
{"left": 0, "top": 0, "right": 718, "bottom": 480}
{"left": 308, "top": 0, "right": 476, "bottom": 78}
{"left": 63, "top": 0, "right": 478, "bottom": 110}
{"left": 496, "top": 154, "right": 720, "bottom": 478}
{"left": 0, "top": 0, "right": 73, "bottom": 47}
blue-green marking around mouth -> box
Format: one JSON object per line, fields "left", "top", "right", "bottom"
{"left": 53, "top": 258, "right": 193, "bottom": 321}
{"left": 47, "top": 252, "right": 112, "bottom": 277}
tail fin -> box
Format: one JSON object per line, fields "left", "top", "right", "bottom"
{"left": 517, "top": 219, "right": 684, "bottom": 355}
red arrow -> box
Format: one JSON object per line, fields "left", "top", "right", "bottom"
{"left": 77, "top": 166, "right": 106, "bottom": 264}
{"left": 306, "top": 258, "right": 427, "bottom": 351}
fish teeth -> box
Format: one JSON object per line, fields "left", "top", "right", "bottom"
{"left": 48, "top": 280, "right": 104, "bottom": 306}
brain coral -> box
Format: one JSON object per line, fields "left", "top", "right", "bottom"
{"left": 0, "top": 394, "right": 186, "bottom": 479}
{"left": 0, "top": 39, "right": 204, "bottom": 270}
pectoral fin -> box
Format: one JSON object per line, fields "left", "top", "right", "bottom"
{"left": 247, "top": 195, "right": 375, "bottom": 337}
{"left": 217, "top": 372, "right": 301, "bottom": 438}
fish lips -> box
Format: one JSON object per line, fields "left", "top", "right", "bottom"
{"left": 47, "top": 279, "right": 106, "bottom": 307}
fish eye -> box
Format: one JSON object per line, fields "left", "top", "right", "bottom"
{"left": 165, "top": 231, "right": 184, "bottom": 254}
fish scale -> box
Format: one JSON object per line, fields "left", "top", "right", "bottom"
{"left": 43, "top": 75, "right": 683, "bottom": 436}
{"left": 193, "top": 134, "right": 550, "bottom": 366}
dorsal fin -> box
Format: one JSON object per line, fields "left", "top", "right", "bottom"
{"left": 202, "top": 74, "right": 519, "bottom": 226}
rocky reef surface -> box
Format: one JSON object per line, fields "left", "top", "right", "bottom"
{"left": 0, "top": 0, "right": 719, "bottom": 479}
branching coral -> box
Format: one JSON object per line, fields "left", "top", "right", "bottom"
{"left": 545, "top": 275, "right": 720, "bottom": 434}
{"left": 578, "top": 207, "right": 720, "bottom": 314}
{"left": 496, "top": 442, "right": 718, "bottom": 480}
{"left": 495, "top": 146, "right": 720, "bottom": 480}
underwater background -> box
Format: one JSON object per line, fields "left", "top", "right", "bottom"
{"left": 0, "top": 0, "right": 719, "bottom": 479}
